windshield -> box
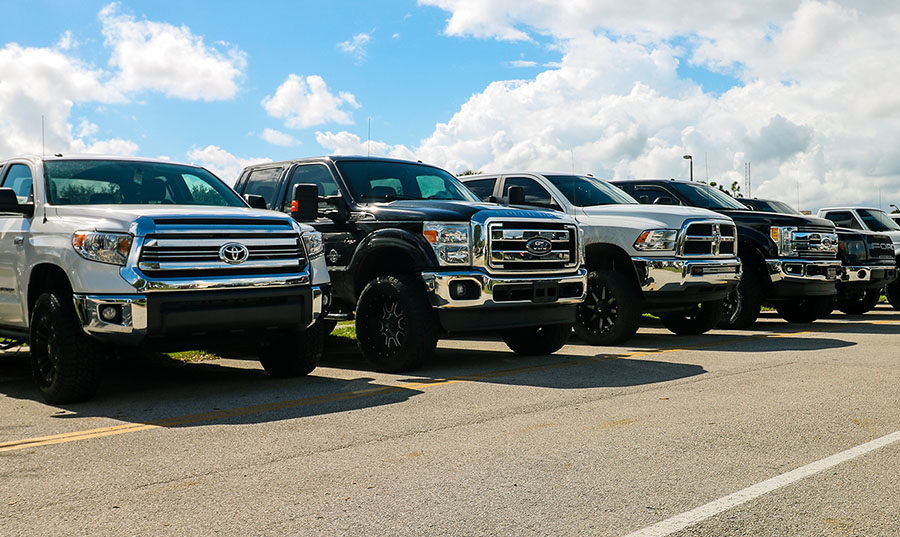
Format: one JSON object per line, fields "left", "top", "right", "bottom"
{"left": 744, "top": 199, "right": 801, "bottom": 215}
{"left": 669, "top": 182, "right": 748, "bottom": 210}
{"left": 545, "top": 175, "right": 637, "bottom": 206}
{"left": 858, "top": 209, "right": 900, "bottom": 232}
{"left": 44, "top": 160, "right": 245, "bottom": 207}
{"left": 335, "top": 160, "right": 477, "bottom": 202}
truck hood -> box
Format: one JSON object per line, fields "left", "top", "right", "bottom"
{"left": 715, "top": 209, "right": 835, "bottom": 230}
{"left": 48, "top": 205, "right": 298, "bottom": 234}
{"left": 576, "top": 204, "right": 732, "bottom": 229}
{"left": 360, "top": 200, "right": 574, "bottom": 223}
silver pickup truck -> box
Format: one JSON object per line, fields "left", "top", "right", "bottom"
{"left": 0, "top": 155, "right": 329, "bottom": 403}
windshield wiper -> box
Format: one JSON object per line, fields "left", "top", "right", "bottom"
{"left": 359, "top": 193, "right": 419, "bottom": 202}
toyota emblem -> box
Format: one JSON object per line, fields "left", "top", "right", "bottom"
{"left": 525, "top": 237, "right": 553, "bottom": 256}
{"left": 219, "top": 242, "right": 250, "bottom": 264}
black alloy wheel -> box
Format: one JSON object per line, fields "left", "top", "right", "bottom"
{"left": 573, "top": 270, "right": 641, "bottom": 345}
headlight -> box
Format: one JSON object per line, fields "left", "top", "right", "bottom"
{"left": 770, "top": 226, "right": 798, "bottom": 256}
{"left": 634, "top": 229, "right": 677, "bottom": 251}
{"left": 302, "top": 231, "right": 324, "bottom": 259}
{"left": 423, "top": 222, "right": 471, "bottom": 265}
{"left": 840, "top": 239, "right": 866, "bottom": 259}
{"left": 72, "top": 231, "right": 133, "bottom": 266}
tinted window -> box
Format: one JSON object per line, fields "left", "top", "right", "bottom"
{"left": 242, "top": 167, "right": 284, "bottom": 209}
{"left": 281, "top": 164, "right": 340, "bottom": 213}
{"left": 667, "top": 182, "right": 748, "bottom": 209}
{"left": 503, "top": 177, "right": 560, "bottom": 210}
{"left": 464, "top": 178, "right": 496, "bottom": 201}
{"left": 545, "top": 175, "right": 636, "bottom": 206}
{"left": 857, "top": 209, "right": 900, "bottom": 232}
{"left": 2, "top": 164, "right": 33, "bottom": 203}
{"left": 634, "top": 186, "right": 680, "bottom": 205}
{"left": 823, "top": 211, "right": 862, "bottom": 230}
{"left": 44, "top": 160, "right": 245, "bottom": 207}
{"left": 336, "top": 160, "right": 476, "bottom": 202}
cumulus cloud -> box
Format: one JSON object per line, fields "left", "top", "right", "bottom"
{"left": 337, "top": 32, "right": 372, "bottom": 62}
{"left": 100, "top": 2, "right": 246, "bottom": 101}
{"left": 262, "top": 74, "right": 361, "bottom": 129}
{"left": 413, "top": 0, "right": 900, "bottom": 209}
{"left": 187, "top": 145, "right": 270, "bottom": 184}
{"left": 260, "top": 128, "right": 300, "bottom": 147}
{"left": 316, "top": 131, "right": 416, "bottom": 160}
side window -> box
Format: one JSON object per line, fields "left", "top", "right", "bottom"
{"left": 281, "top": 164, "right": 341, "bottom": 214}
{"left": 463, "top": 178, "right": 496, "bottom": 201}
{"left": 502, "top": 177, "right": 560, "bottom": 210}
{"left": 634, "top": 186, "right": 679, "bottom": 205}
{"left": 1, "top": 164, "right": 34, "bottom": 203}
{"left": 242, "top": 167, "right": 284, "bottom": 209}
{"left": 823, "top": 211, "right": 861, "bottom": 230}
{"left": 417, "top": 175, "right": 453, "bottom": 199}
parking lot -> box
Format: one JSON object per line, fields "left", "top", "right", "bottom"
{"left": 2, "top": 308, "right": 899, "bottom": 537}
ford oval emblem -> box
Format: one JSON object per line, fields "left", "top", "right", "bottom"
{"left": 525, "top": 237, "right": 553, "bottom": 256}
{"left": 219, "top": 242, "right": 250, "bottom": 264}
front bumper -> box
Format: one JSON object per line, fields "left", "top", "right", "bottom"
{"left": 839, "top": 265, "right": 898, "bottom": 284}
{"left": 74, "top": 285, "right": 324, "bottom": 345}
{"left": 633, "top": 257, "right": 742, "bottom": 293}
{"left": 766, "top": 259, "right": 841, "bottom": 283}
{"left": 421, "top": 268, "right": 587, "bottom": 333}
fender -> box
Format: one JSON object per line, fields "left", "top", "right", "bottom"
{"left": 346, "top": 228, "right": 439, "bottom": 296}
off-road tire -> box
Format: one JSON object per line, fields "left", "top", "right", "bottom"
{"left": 573, "top": 270, "right": 642, "bottom": 345}
{"left": 29, "top": 292, "right": 104, "bottom": 404}
{"left": 837, "top": 289, "right": 880, "bottom": 315}
{"left": 355, "top": 275, "right": 437, "bottom": 372}
{"left": 718, "top": 269, "right": 763, "bottom": 329}
{"left": 660, "top": 300, "right": 725, "bottom": 335}
{"left": 775, "top": 296, "right": 833, "bottom": 323}
{"left": 502, "top": 323, "right": 572, "bottom": 356}
{"left": 886, "top": 280, "right": 900, "bottom": 310}
{"left": 258, "top": 321, "right": 323, "bottom": 378}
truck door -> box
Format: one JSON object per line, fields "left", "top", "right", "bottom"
{"left": 0, "top": 163, "right": 34, "bottom": 327}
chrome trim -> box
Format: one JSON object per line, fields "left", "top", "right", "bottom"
{"left": 483, "top": 219, "right": 580, "bottom": 274}
{"left": 138, "top": 259, "right": 302, "bottom": 271}
{"left": 491, "top": 250, "right": 571, "bottom": 262}
{"left": 633, "top": 257, "right": 742, "bottom": 292}
{"left": 675, "top": 219, "right": 738, "bottom": 258}
{"left": 144, "top": 237, "right": 299, "bottom": 248}
{"left": 421, "top": 268, "right": 587, "bottom": 308}
{"left": 309, "top": 286, "right": 323, "bottom": 328}
{"left": 73, "top": 294, "right": 148, "bottom": 336}
{"left": 491, "top": 229, "right": 570, "bottom": 241}
{"left": 766, "top": 259, "right": 842, "bottom": 283}
{"left": 840, "top": 265, "right": 898, "bottom": 283}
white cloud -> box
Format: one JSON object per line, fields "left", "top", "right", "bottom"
{"left": 412, "top": 0, "right": 900, "bottom": 210}
{"left": 99, "top": 2, "right": 246, "bottom": 101}
{"left": 260, "top": 128, "right": 299, "bottom": 147}
{"left": 316, "top": 131, "right": 416, "bottom": 161}
{"left": 262, "top": 74, "right": 361, "bottom": 129}
{"left": 392, "top": 33, "right": 401, "bottom": 39}
{"left": 507, "top": 60, "right": 536, "bottom": 68}
{"left": 55, "top": 30, "right": 77, "bottom": 50}
{"left": 186, "top": 145, "right": 270, "bottom": 184}
{"left": 77, "top": 119, "right": 99, "bottom": 138}
{"left": 337, "top": 32, "right": 372, "bottom": 62}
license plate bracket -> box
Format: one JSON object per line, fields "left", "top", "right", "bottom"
{"left": 533, "top": 281, "right": 559, "bottom": 303}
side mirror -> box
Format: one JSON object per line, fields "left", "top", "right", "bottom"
{"left": 0, "top": 188, "right": 34, "bottom": 217}
{"left": 244, "top": 194, "right": 268, "bottom": 209}
{"left": 507, "top": 185, "right": 526, "bottom": 205}
{"left": 320, "top": 194, "right": 349, "bottom": 223}
{"left": 290, "top": 183, "right": 319, "bottom": 222}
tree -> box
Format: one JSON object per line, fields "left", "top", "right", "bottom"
{"left": 456, "top": 169, "right": 481, "bottom": 177}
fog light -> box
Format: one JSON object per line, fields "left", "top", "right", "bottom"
{"left": 322, "top": 291, "right": 331, "bottom": 307}
{"left": 100, "top": 305, "right": 119, "bottom": 322}
{"left": 449, "top": 280, "right": 480, "bottom": 300}
{"left": 857, "top": 269, "right": 867, "bottom": 280}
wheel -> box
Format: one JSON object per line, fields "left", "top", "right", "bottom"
{"left": 837, "top": 289, "right": 881, "bottom": 315}
{"left": 775, "top": 296, "right": 833, "bottom": 323}
{"left": 659, "top": 300, "right": 725, "bottom": 335}
{"left": 29, "top": 292, "right": 104, "bottom": 403}
{"left": 355, "top": 275, "right": 438, "bottom": 372}
{"left": 573, "top": 270, "right": 641, "bottom": 345}
{"left": 258, "top": 320, "right": 323, "bottom": 377}
{"left": 502, "top": 323, "right": 572, "bottom": 355}
{"left": 718, "top": 269, "right": 763, "bottom": 329}
{"left": 886, "top": 280, "right": 900, "bottom": 310}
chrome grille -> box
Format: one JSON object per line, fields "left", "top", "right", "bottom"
{"left": 678, "top": 221, "right": 737, "bottom": 257}
{"left": 487, "top": 222, "right": 578, "bottom": 271}
{"left": 793, "top": 228, "right": 838, "bottom": 259}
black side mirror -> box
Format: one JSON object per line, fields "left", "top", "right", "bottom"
{"left": 244, "top": 194, "right": 268, "bottom": 209}
{"left": 0, "top": 188, "right": 34, "bottom": 217}
{"left": 507, "top": 185, "right": 525, "bottom": 205}
{"left": 290, "top": 183, "right": 319, "bottom": 222}
{"left": 320, "top": 194, "right": 350, "bottom": 223}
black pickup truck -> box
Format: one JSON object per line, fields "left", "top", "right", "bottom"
{"left": 612, "top": 179, "right": 841, "bottom": 327}
{"left": 233, "top": 156, "right": 587, "bottom": 371}
{"left": 741, "top": 198, "right": 897, "bottom": 314}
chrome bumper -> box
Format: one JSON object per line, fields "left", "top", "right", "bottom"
{"left": 633, "top": 257, "right": 742, "bottom": 293}
{"left": 421, "top": 268, "right": 587, "bottom": 309}
{"left": 766, "top": 259, "right": 841, "bottom": 282}
{"left": 840, "top": 265, "right": 898, "bottom": 283}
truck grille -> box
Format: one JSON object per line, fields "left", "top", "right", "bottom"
{"left": 487, "top": 221, "right": 578, "bottom": 271}
{"left": 137, "top": 218, "right": 307, "bottom": 278}
{"left": 679, "top": 221, "right": 737, "bottom": 257}
{"left": 794, "top": 228, "right": 839, "bottom": 259}
{"left": 867, "top": 235, "right": 895, "bottom": 262}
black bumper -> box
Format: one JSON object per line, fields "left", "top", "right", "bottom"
{"left": 437, "top": 304, "right": 577, "bottom": 333}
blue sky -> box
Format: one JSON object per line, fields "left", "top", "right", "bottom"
{"left": 1, "top": 1, "right": 898, "bottom": 210}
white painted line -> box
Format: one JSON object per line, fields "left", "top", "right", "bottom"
{"left": 623, "top": 430, "right": 900, "bottom": 537}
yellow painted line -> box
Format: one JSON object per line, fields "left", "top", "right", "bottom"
{"left": 0, "top": 322, "right": 885, "bottom": 453}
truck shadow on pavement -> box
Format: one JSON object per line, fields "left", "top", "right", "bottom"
{"left": 616, "top": 333, "right": 857, "bottom": 353}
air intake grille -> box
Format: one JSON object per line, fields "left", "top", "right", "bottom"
{"left": 679, "top": 221, "right": 737, "bottom": 257}
{"left": 487, "top": 222, "right": 578, "bottom": 271}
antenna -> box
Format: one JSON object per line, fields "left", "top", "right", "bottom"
{"left": 367, "top": 117, "right": 371, "bottom": 158}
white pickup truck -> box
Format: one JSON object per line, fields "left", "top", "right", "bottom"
{"left": 461, "top": 173, "right": 742, "bottom": 344}
{"left": 0, "top": 155, "right": 329, "bottom": 403}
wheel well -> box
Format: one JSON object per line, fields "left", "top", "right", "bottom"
{"left": 738, "top": 241, "right": 767, "bottom": 277}
{"left": 584, "top": 243, "right": 639, "bottom": 285}
{"left": 28, "top": 264, "right": 73, "bottom": 319}
{"left": 353, "top": 248, "right": 418, "bottom": 298}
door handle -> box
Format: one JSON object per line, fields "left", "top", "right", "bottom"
{"left": 13, "top": 236, "right": 24, "bottom": 246}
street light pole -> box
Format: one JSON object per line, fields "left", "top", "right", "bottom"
{"left": 683, "top": 154, "right": 693, "bottom": 181}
